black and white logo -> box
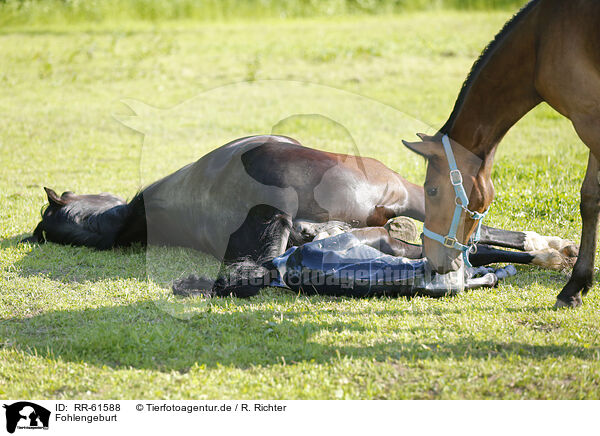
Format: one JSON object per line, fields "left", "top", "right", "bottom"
{"left": 3, "top": 402, "right": 50, "bottom": 434}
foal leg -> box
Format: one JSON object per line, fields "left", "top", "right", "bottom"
{"left": 478, "top": 226, "right": 577, "bottom": 256}
{"left": 350, "top": 229, "right": 571, "bottom": 269}
{"left": 557, "top": 152, "right": 600, "bottom": 308}
{"left": 289, "top": 220, "right": 352, "bottom": 246}
{"left": 469, "top": 244, "right": 573, "bottom": 270}
{"left": 349, "top": 227, "right": 423, "bottom": 258}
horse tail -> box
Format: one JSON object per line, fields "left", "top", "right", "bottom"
{"left": 172, "top": 259, "right": 274, "bottom": 298}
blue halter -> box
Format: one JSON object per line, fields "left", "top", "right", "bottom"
{"left": 422, "top": 134, "right": 488, "bottom": 268}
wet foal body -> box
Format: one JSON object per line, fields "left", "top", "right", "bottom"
{"left": 402, "top": 0, "right": 599, "bottom": 307}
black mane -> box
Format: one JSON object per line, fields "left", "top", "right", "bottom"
{"left": 34, "top": 192, "right": 147, "bottom": 250}
{"left": 440, "top": 0, "right": 540, "bottom": 134}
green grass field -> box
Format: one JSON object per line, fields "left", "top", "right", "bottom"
{"left": 1, "top": 8, "right": 599, "bottom": 399}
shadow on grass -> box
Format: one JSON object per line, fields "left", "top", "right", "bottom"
{"left": 1, "top": 233, "right": 31, "bottom": 249}
{"left": 510, "top": 265, "right": 580, "bottom": 288}
{"left": 6, "top": 241, "right": 598, "bottom": 373}
{"left": 9, "top": 242, "right": 149, "bottom": 282}
{"left": 1, "top": 301, "right": 598, "bottom": 373}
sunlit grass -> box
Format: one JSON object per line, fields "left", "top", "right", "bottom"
{"left": 1, "top": 11, "right": 599, "bottom": 399}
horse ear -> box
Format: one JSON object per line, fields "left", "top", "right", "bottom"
{"left": 416, "top": 132, "right": 436, "bottom": 141}
{"left": 44, "top": 187, "right": 67, "bottom": 207}
{"left": 402, "top": 139, "right": 439, "bottom": 159}
{"left": 61, "top": 190, "right": 76, "bottom": 201}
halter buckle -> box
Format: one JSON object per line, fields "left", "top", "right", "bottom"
{"left": 443, "top": 236, "right": 457, "bottom": 248}
{"left": 449, "top": 169, "right": 463, "bottom": 186}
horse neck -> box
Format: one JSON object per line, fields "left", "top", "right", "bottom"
{"left": 444, "top": 2, "right": 543, "bottom": 159}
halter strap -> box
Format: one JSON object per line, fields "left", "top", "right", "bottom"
{"left": 422, "top": 134, "right": 488, "bottom": 268}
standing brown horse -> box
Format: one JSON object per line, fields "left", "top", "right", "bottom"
{"left": 402, "top": 0, "right": 600, "bottom": 307}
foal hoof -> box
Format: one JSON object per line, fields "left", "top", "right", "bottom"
{"left": 385, "top": 217, "right": 419, "bottom": 242}
{"left": 554, "top": 295, "right": 583, "bottom": 309}
{"left": 531, "top": 248, "right": 571, "bottom": 270}
{"left": 523, "top": 233, "right": 579, "bottom": 256}
{"left": 545, "top": 237, "right": 579, "bottom": 257}
{"left": 560, "top": 244, "right": 579, "bottom": 258}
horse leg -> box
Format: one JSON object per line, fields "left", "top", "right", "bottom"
{"left": 349, "top": 227, "right": 423, "bottom": 258}
{"left": 478, "top": 226, "right": 530, "bottom": 250}
{"left": 173, "top": 204, "right": 292, "bottom": 298}
{"left": 349, "top": 228, "right": 570, "bottom": 269}
{"left": 346, "top": 228, "right": 570, "bottom": 269}
{"left": 556, "top": 151, "right": 600, "bottom": 308}
{"left": 469, "top": 244, "right": 573, "bottom": 270}
{"left": 290, "top": 220, "right": 352, "bottom": 246}
{"left": 478, "top": 226, "right": 577, "bottom": 256}
{"left": 352, "top": 227, "right": 572, "bottom": 270}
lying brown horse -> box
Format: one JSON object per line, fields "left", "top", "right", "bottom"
{"left": 24, "top": 135, "right": 576, "bottom": 297}
{"left": 402, "top": 0, "right": 599, "bottom": 307}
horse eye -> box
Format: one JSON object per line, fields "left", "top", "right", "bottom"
{"left": 426, "top": 187, "right": 438, "bottom": 197}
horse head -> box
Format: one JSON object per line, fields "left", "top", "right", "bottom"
{"left": 21, "top": 187, "right": 129, "bottom": 250}
{"left": 402, "top": 133, "right": 495, "bottom": 273}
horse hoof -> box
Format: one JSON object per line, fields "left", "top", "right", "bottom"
{"left": 554, "top": 296, "right": 583, "bottom": 309}
{"left": 545, "top": 237, "right": 579, "bottom": 256}
{"left": 531, "top": 248, "right": 569, "bottom": 270}
{"left": 524, "top": 233, "right": 579, "bottom": 256}
{"left": 559, "top": 244, "right": 579, "bottom": 258}
{"left": 385, "top": 217, "right": 418, "bottom": 242}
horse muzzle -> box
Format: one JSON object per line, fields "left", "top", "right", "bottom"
{"left": 424, "top": 243, "right": 463, "bottom": 274}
